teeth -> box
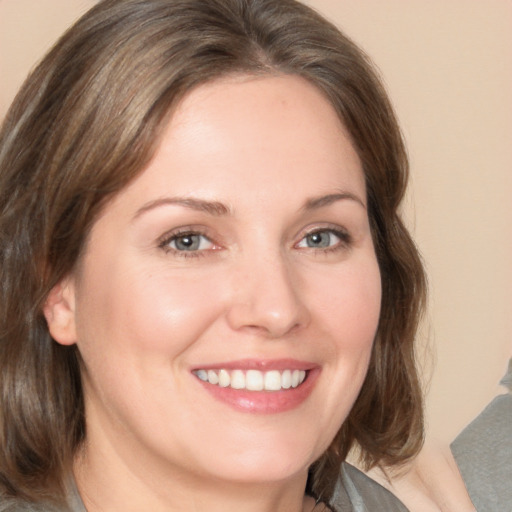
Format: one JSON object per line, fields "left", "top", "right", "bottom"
{"left": 247, "top": 370, "right": 264, "bottom": 391}
{"left": 291, "top": 369, "right": 300, "bottom": 388}
{"left": 194, "top": 368, "right": 307, "bottom": 391}
{"left": 195, "top": 369, "right": 208, "bottom": 382}
{"left": 218, "top": 369, "right": 230, "bottom": 388}
{"left": 281, "top": 369, "right": 292, "bottom": 389}
{"left": 230, "top": 370, "right": 245, "bottom": 389}
{"left": 207, "top": 369, "right": 219, "bottom": 385}
{"left": 263, "top": 370, "right": 280, "bottom": 391}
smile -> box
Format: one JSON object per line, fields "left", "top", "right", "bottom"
{"left": 193, "top": 368, "right": 307, "bottom": 391}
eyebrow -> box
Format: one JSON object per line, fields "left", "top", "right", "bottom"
{"left": 133, "top": 190, "right": 366, "bottom": 221}
{"left": 303, "top": 192, "right": 366, "bottom": 211}
{"left": 132, "top": 196, "right": 231, "bottom": 221}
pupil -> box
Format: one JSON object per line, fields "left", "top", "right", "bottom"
{"left": 308, "top": 232, "right": 329, "bottom": 248}
{"left": 176, "top": 235, "right": 198, "bottom": 250}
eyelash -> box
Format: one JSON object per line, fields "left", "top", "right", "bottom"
{"left": 157, "top": 226, "right": 352, "bottom": 258}
{"left": 296, "top": 227, "right": 352, "bottom": 253}
{"left": 158, "top": 228, "right": 216, "bottom": 259}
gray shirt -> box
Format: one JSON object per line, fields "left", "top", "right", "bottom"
{"left": 451, "top": 359, "right": 512, "bottom": 512}
{"left": 330, "top": 463, "right": 409, "bottom": 512}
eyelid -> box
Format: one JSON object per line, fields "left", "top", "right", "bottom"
{"left": 294, "top": 225, "right": 352, "bottom": 249}
{"left": 157, "top": 226, "right": 221, "bottom": 257}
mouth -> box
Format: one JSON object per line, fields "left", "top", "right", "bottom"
{"left": 191, "top": 360, "right": 318, "bottom": 414}
{"left": 193, "top": 368, "right": 307, "bottom": 391}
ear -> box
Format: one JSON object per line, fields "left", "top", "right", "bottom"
{"left": 43, "top": 277, "right": 77, "bottom": 346}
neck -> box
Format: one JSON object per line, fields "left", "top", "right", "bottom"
{"left": 74, "top": 441, "right": 316, "bottom": 512}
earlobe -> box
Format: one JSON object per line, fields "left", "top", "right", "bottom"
{"left": 43, "top": 278, "right": 77, "bottom": 346}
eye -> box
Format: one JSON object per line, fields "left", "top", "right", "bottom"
{"left": 301, "top": 231, "right": 336, "bottom": 248}
{"left": 160, "top": 231, "right": 215, "bottom": 254}
{"left": 296, "top": 228, "right": 350, "bottom": 250}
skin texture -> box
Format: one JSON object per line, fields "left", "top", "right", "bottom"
{"left": 44, "top": 75, "right": 381, "bottom": 512}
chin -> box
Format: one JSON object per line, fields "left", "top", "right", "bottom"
{"left": 193, "top": 430, "right": 323, "bottom": 485}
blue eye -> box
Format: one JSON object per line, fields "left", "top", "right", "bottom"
{"left": 297, "top": 229, "right": 349, "bottom": 250}
{"left": 162, "top": 233, "right": 214, "bottom": 253}
{"left": 304, "top": 231, "right": 336, "bottom": 248}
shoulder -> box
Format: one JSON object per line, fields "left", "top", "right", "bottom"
{"left": 451, "top": 393, "right": 512, "bottom": 511}
{"left": 452, "top": 360, "right": 512, "bottom": 464}
{"left": 0, "top": 476, "right": 84, "bottom": 512}
{"left": 0, "top": 497, "right": 68, "bottom": 512}
{"left": 330, "top": 462, "right": 409, "bottom": 512}
{"left": 0, "top": 498, "right": 43, "bottom": 512}
{"left": 458, "top": 392, "right": 511, "bottom": 439}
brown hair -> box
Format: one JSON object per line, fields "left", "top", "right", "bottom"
{"left": 0, "top": 0, "right": 426, "bottom": 505}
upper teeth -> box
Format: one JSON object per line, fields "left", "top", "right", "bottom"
{"left": 194, "top": 369, "right": 307, "bottom": 391}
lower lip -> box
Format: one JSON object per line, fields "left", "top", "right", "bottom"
{"left": 195, "top": 369, "right": 320, "bottom": 414}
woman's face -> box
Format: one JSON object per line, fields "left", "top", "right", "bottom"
{"left": 48, "top": 75, "right": 381, "bottom": 487}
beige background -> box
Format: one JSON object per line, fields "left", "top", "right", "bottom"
{"left": 1, "top": 0, "right": 511, "bottom": 445}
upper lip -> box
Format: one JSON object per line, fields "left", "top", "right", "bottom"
{"left": 191, "top": 358, "right": 317, "bottom": 372}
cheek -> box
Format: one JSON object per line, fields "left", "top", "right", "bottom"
{"left": 132, "top": 273, "right": 226, "bottom": 355}
{"left": 75, "top": 261, "right": 227, "bottom": 358}
{"left": 299, "top": 256, "right": 381, "bottom": 452}
{"left": 312, "top": 257, "right": 381, "bottom": 351}
{"left": 313, "top": 255, "right": 381, "bottom": 405}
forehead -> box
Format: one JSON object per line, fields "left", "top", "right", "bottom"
{"left": 153, "top": 75, "right": 361, "bottom": 185}
{"left": 102, "top": 74, "right": 365, "bottom": 217}
{"left": 171, "top": 74, "right": 353, "bottom": 154}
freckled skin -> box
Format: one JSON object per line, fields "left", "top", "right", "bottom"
{"left": 47, "top": 75, "right": 381, "bottom": 510}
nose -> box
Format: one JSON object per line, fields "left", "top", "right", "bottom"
{"left": 225, "top": 255, "right": 310, "bottom": 338}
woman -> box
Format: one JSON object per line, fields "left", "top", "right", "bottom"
{"left": 0, "top": 0, "right": 426, "bottom": 510}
